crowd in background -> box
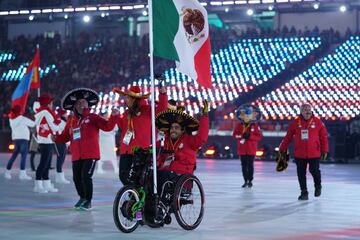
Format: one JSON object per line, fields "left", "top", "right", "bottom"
{"left": 0, "top": 25, "right": 357, "bottom": 129}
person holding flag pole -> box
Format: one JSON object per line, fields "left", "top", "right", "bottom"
{"left": 11, "top": 45, "right": 40, "bottom": 113}
{"left": 5, "top": 46, "right": 41, "bottom": 181}
{"left": 148, "top": 0, "right": 212, "bottom": 198}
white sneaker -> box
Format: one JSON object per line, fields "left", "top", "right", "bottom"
{"left": 43, "top": 180, "right": 58, "bottom": 193}
{"left": 97, "top": 168, "right": 105, "bottom": 174}
{"left": 19, "top": 170, "right": 32, "bottom": 180}
{"left": 34, "top": 180, "right": 48, "bottom": 193}
{"left": 55, "top": 172, "right": 70, "bottom": 184}
{"left": 4, "top": 170, "right": 11, "bottom": 179}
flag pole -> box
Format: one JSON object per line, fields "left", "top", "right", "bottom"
{"left": 148, "top": 0, "right": 158, "bottom": 195}
{"left": 36, "top": 44, "right": 40, "bottom": 97}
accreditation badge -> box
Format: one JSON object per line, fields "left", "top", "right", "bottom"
{"left": 73, "top": 128, "right": 81, "bottom": 141}
{"left": 123, "top": 130, "right": 134, "bottom": 145}
{"left": 301, "top": 129, "right": 309, "bottom": 140}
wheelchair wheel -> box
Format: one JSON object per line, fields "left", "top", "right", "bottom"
{"left": 113, "top": 185, "right": 140, "bottom": 233}
{"left": 172, "top": 174, "right": 205, "bottom": 230}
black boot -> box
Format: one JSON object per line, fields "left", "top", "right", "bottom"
{"left": 242, "top": 181, "right": 248, "bottom": 188}
{"left": 247, "top": 181, "right": 253, "bottom": 188}
{"left": 315, "top": 186, "right": 322, "bottom": 197}
{"left": 298, "top": 191, "right": 309, "bottom": 200}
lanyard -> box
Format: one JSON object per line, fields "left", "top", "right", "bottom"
{"left": 166, "top": 136, "right": 183, "bottom": 152}
{"left": 127, "top": 115, "right": 135, "bottom": 131}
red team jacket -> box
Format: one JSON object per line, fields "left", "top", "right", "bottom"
{"left": 157, "top": 116, "right": 209, "bottom": 175}
{"left": 115, "top": 93, "right": 168, "bottom": 155}
{"left": 279, "top": 116, "right": 329, "bottom": 159}
{"left": 233, "top": 122, "right": 262, "bottom": 156}
{"left": 55, "top": 109, "right": 116, "bottom": 161}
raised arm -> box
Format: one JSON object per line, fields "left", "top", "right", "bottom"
{"left": 188, "top": 115, "right": 209, "bottom": 150}
{"left": 155, "top": 87, "right": 168, "bottom": 114}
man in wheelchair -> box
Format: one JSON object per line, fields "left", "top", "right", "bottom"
{"left": 113, "top": 101, "right": 209, "bottom": 232}
{"left": 155, "top": 100, "right": 209, "bottom": 203}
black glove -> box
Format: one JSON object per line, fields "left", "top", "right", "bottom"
{"left": 242, "top": 132, "right": 250, "bottom": 139}
{"left": 321, "top": 152, "right": 328, "bottom": 161}
{"left": 155, "top": 73, "right": 165, "bottom": 87}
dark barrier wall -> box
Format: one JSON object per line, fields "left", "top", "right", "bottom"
{"left": 0, "top": 131, "right": 337, "bottom": 160}
{"left": 0, "top": 131, "right": 11, "bottom": 152}
{"left": 200, "top": 135, "right": 336, "bottom": 160}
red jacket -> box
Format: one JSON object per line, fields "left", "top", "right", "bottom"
{"left": 233, "top": 122, "right": 262, "bottom": 156}
{"left": 115, "top": 93, "right": 168, "bottom": 155}
{"left": 55, "top": 109, "right": 116, "bottom": 161}
{"left": 279, "top": 116, "right": 329, "bottom": 159}
{"left": 157, "top": 115, "right": 209, "bottom": 174}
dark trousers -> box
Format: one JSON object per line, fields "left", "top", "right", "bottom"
{"left": 72, "top": 159, "right": 97, "bottom": 201}
{"left": 6, "top": 139, "right": 29, "bottom": 170}
{"left": 30, "top": 151, "right": 37, "bottom": 171}
{"left": 119, "top": 154, "right": 133, "bottom": 185}
{"left": 56, "top": 143, "right": 67, "bottom": 173}
{"left": 240, "top": 155, "right": 255, "bottom": 182}
{"left": 157, "top": 170, "right": 180, "bottom": 196}
{"left": 36, "top": 144, "right": 53, "bottom": 180}
{"left": 295, "top": 158, "right": 322, "bottom": 192}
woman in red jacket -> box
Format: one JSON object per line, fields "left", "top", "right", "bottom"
{"left": 55, "top": 88, "right": 118, "bottom": 210}
{"left": 279, "top": 103, "right": 328, "bottom": 200}
{"left": 233, "top": 104, "right": 262, "bottom": 188}
{"left": 112, "top": 85, "right": 167, "bottom": 185}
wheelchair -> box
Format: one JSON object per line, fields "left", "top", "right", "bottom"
{"left": 113, "top": 147, "right": 205, "bottom": 233}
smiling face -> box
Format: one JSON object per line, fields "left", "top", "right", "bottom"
{"left": 301, "top": 104, "right": 313, "bottom": 120}
{"left": 170, "top": 123, "right": 184, "bottom": 141}
{"left": 74, "top": 99, "right": 88, "bottom": 115}
{"left": 125, "top": 96, "right": 136, "bottom": 108}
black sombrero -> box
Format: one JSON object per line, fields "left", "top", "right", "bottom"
{"left": 61, "top": 88, "right": 99, "bottom": 111}
{"left": 155, "top": 109, "right": 199, "bottom": 133}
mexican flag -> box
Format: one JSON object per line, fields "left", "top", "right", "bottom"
{"left": 153, "top": 0, "right": 212, "bottom": 88}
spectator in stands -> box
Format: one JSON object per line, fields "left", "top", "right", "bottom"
{"left": 54, "top": 88, "right": 118, "bottom": 210}
{"left": 112, "top": 84, "right": 167, "bottom": 186}
{"left": 4, "top": 105, "right": 35, "bottom": 180}
{"left": 232, "top": 104, "right": 263, "bottom": 188}
{"left": 279, "top": 103, "right": 328, "bottom": 200}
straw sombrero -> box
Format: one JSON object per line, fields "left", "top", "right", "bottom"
{"left": 112, "top": 85, "right": 150, "bottom": 99}
{"left": 61, "top": 88, "right": 99, "bottom": 111}
{"left": 155, "top": 109, "right": 199, "bottom": 133}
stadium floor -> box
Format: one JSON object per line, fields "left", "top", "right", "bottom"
{"left": 1, "top": 153, "right": 360, "bottom": 240}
